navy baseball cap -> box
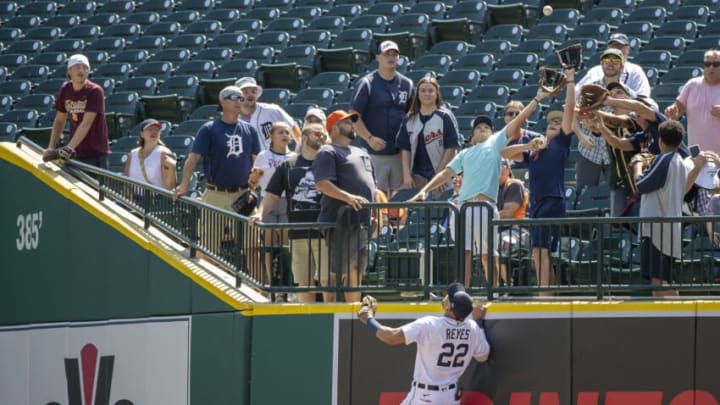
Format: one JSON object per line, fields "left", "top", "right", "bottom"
{"left": 450, "top": 291, "right": 473, "bottom": 320}
{"left": 472, "top": 115, "right": 493, "bottom": 130}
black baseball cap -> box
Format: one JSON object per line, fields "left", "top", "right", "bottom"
{"left": 447, "top": 283, "right": 473, "bottom": 320}
{"left": 472, "top": 115, "right": 493, "bottom": 130}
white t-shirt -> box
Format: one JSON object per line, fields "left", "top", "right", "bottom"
{"left": 401, "top": 315, "right": 490, "bottom": 386}
{"left": 128, "top": 145, "right": 171, "bottom": 188}
{"left": 253, "top": 149, "right": 296, "bottom": 195}
{"left": 240, "top": 102, "right": 296, "bottom": 151}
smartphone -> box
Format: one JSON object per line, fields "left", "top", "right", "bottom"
{"left": 690, "top": 144, "right": 700, "bottom": 158}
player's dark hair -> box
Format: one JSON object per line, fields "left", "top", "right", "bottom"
{"left": 658, "top": 120, "right": 684, "bottom": 148}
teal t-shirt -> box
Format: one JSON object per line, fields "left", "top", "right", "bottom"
{"left": 448, "top": 127, "right": 509, "bottom": 202}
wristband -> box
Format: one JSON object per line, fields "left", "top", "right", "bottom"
{"left": 567, "top": 80, "right": 574, "bottom": 84}
{"left": 367, "top": 317, "right": 381, "bottom": 333}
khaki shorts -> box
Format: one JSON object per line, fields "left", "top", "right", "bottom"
{"left": 291, "top": 238, "right": 329, "bottom": 286}
{"left": 198, "top": 188, "right": 244, "bottom": 249}
{"left": 370, "top": 153, "right": 404, "bottom": 192}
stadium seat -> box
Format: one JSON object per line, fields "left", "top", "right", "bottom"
{"left": 644, "top": 67, "right": 659, "bottom": 87}
{"left": 411, "top": 53, "right": 453, "bottom": 77}
{"left": 9, "top": 64, "right": 48, "bottom": 83}
{"left": 440, "top": 85, "right": 465, "bottom": 110}
{"left": 0, "top": 53, "right": 27, "bottom": 73}
{"left": 472, "top": 39, "right": 512, "bottom": 60}
{"left": 193, "top": 48, "right": 234, "bottom": 65}
{"left": 640, "top": 0, "right": 679, "bottom": 14}
{"left": 168, "top": 34, "right": 208, "bottom": 50}
{"left": 143, "top": 21, "right": 182, "bottom": 39}
{"left": 293, "top": 88, "right": 335, "bottom": 109}
{"left": 687, "top": 36, "right": 720, "bottom": 51}
{"left": 4, "top": 109, "right": 39, "bottom": 129}
{"left": 466, "top": 85, "right": 511, "bottom": 106}
{"left": 125, "top": 36, "right": 166, "bottom": 53}
{"left": 175, "top": 60, "right": 216, "bottom": 80}
{"left": 24, "top": 26, "right": 61, "bottom": 42}
{"left": 286, "top": 6, "right": 323, "bottom": 23}
{"left": 164, "top": 10, "right": 201, "bottom": 25}
{"left": 651, "top": 83, "right": 683, "bottom": 104}
{"left": 0, "top": 27, "right": 22, "bottom": 43}
{"left": 259, "top": 45, "right": 317, "bottom": 92}
{"left": 44, "top": 38, "right": 84, "bottom": 55}
{"left": 0, "top": 122, "right": 18, "bottom": 141}
{"left": 97, "top": 0, "right": 134, "bottom": 16}
{"left": 581, "top": 7, "right": 623, "bottom": 30}
{"left": 526, "top": 23, "right": 568, "bottom": 44}
{"left": 134, "top": 0, "right": 173, "bottom": 16}
{"left": 5, "top": 14, "right": 42, "bottom": 30}
{"left": 265, "top": 18, "right": 306, "bottom": 38}
{"left": 105, "top": 91, "right": 142, "bottom": 140}
{"left": 438, "top": 69, "right": 482, "bottom": 89}
{"left": 141, "top": 75, "right": 201, "bottom": 123}
{"left": 374, "top": 13, "right": 431, "bottom": 60}
{"left": 495, "top": 52, "right": 539, "bottom": 75}
{"left": 483, "top": 24, "right": 524, "bottom": 45}
{"left": 487, "top": 3, "right": 537, "bottom": 28}
{"left": 107, "top": 152, "right": 128, "bottom": 173}
{"left": 250, "top": 31, "right": 291, "bottom": 51}
{"left": 0, "top": 94, "right": 13, "bottom": 115}
{"left": 188, "top": 104, "right": 223, "bottom": 121}
{"left": 570, "top": 22, "right": 612, "bottom": 44}
{"left": 642, "top": 36, "right": 686, "bottom": 58}
{"left": 243, "top": 7, "right": 282, "bottom": 24}
{"left": 409, "top": 1, "right": 447, "bottom": 20}
{"left": 111, "top": 49, "right": 151, "bottom": 65}
{"left": 224, "top": 19, "right": 263, "bottom": 40}
{"left": 298, "top": 0, "right": 334, "bottom": 12}
{"left": 115, "top": 76, "right": 158, "bottom": 97}
{"left": 84, "top": 13, "right": 120, "bottom": 28}
{"left": 89, "top": 77, "right": 116, "bottom": 95}
{"left": 453, "top": 53, "right": 495, "bottom": 77}
{"left": 672, "top": 49, "right": 705, "bottom": 68}
{"left": 83, "top": 51, "right": 110, "bottom": 67}
{"left": 515, "top": 39, "right": 556, "bottom": 63}
{"left": 13, "top": 93, "right": 54, "bottom": 114}
{"left": 428, "top": 41, "right": 471, "bottom": 59}
{"left": 307, "top": 71, "right": 352, "bottom": 93}
{"left": 431, "top": 0, "right": 486, "bottom": 44}
{"left": 175, "top": 0, "right": 216, "bottom": 12}
{"left": 615, "top": 21, "right": 655, "bottom": 44}
{"left": 185, "top": 20, "right": 223, "bottom": 37}
{"left": 405, "top": 70, "right": 436, "bottom": 84}
{"left": 365, "top": 3, "right": 403, "bottom": 24}
{"left": 306, "top": 16, "right": 344, "bottom": 35}
{"left": 660, "top": 67, "right": 702, "bottom": 85}
{"left": 481, "top": 69, "right": 525, "bottom": 92}
{"left": 596, "top": 0, "right": 636, "bottom": 14}
{"left": 91, "top": 62, "right": 132, "bottom": 84}
{"left": 625, "top": 6, "right": 667, "bottom": 29}
{"left": 655, "top": 20, "right": 698, "bottom": 44}
{"left": 172, "top": 120, "right": 207, "bottom": 137}
{"left": 134, "top": 61, "right": 175, "bottom": 81}
{"left": 85, "top": 37, "right": 126, "bottom": 56}
{"left": 634, "top": 50, "right": 672, "bottom": 75}
{"left": 537, "top": 8, "right": 581, "bottom": 31}
{"left": 103, "top": 23, "right": 142, "bottom": 42}
{"left": 205, "top": 8, "right": 242, "bottom": 25}
{"left": 150, "top": 48, "right": 193, "bottom": 65}
{"left": 291, "top": 30, "right": 332, "bottom": 49}
{"left": 238, "top": 46, "right": 276, "bottom": 64}
{"left": 3, "top": 39, "right": 43, "bottom": 55}
{"left": 455, "top": 100, "right": 499, "bottom": 116}
{"left": 284, "top": 102, "right": 319, "bottom": 121}
{"left": 261, "top": 88, "right": 292, "bottom": 107}
{"left": 63, "top": 25, "right": 101, "bottom": 42}
{"left": 124, "top": 11, "right": 161, "bottom": 27}
{"left": 209, "top": 32, "right": 249, "bottom": 50}
{"left": 325, "top": 4, "right": 362, "bottom": 20}
{"left": 57, "top": 1, "right": 97, "bottom": 16}
{"left": 161, "top": 135, "right": 196, "bottom": 159}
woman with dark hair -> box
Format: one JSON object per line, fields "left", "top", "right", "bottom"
{"left": 396, "top": 76, "right": 461, "bottom": 190}
{"left": 124, "top": 118, "right": 176, "bottom": 190}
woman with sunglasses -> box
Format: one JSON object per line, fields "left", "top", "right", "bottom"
{"left": 396, "top": 76, "right": 461, "bottom": 191}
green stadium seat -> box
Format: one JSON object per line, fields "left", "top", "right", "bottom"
{"left": 184, "top": 20, "right": 223, "bottom": 37}
{"left": 243, "top": 7, "right": 282, "bottom": 24}
{"left": 484, "top": 24, "right": 524, "bottom": 46}
{"left": 526, "top": 23, "right": 568, "bottom": 44}
{"left": 102, "top": 23, "right": 142, "bottom": 42}
{"left": 105, "top": 91, "right": 142, "bottom": 140}
{"left": 175, "top": 60, "right": 216, "bottom": 80}
{"left": 660, "top": 67, "right": 702, "bottom": 85}
{"left": 134, "top": 61, "right": 175, "bottom": 81}
{"left": 411, "top": 53, "right": 453, "bottom": 77}
{"left": 261, "top": 88, "right": 292, "bottom": 107}
{"left": 0, "top": 94, "right": 13, "bottom": 115}
{"left": 224, "top": 19, "right": 263, "bottom": 39}
{"left": 440, "top": 85, "right": 465, "bottom": 110}
{"left": 5, "top": 14, "right": 42, "bottom": 29}
{"left": 307, "top": 71, "right": 352, "bottom": 94}
{"left": 496, "top": 52, "right": 539, "bottom": 76}
{"left": 0, "top": 122, "right": 18, "bottom": 141}
{"left": 9, "top": 64, "right": 48, "bottom": 83}
{"left": 655, "top": 20, "right": 698, "bottom": 44}
{"left": 250, "top": 31, "right": 291, "bottom": 51}
{"left": 91, "top": 62, "right": 132, "bottom": 84}
{"left": 325, "top": 4, "right": 362, "bottom": 20}
{"left": 0, "top": 53, "right": 26, "bottom": 73}
{"left": 292, "top": 29, "right": 332, "bottom": 49}
{"left": 4, "top": 109, "right": 39, "bottom": 129}
{"left": 116, "top": 76, "right": 159, "bottom": 97}
{"left": 205, "top": 8, "right": 242, "bottom": 24}
{"left": 581, "top": 7, "right": 623, "bottom": 30}
{"left": 63, "top": 25, "right": 101, "bottom": 42}
{"left": 643, "top": 36, "right": 686, "bottom": 58}
{"left": 641, "top": 0, "right": 679, "bottom": 13}
{"left": 24, "top": 25, "right": 61, "bottom": 41}
{"left": 265, "top": 18, "right": 306, "bottom": 38}
{"left": 13, "top": 93, "right": 54, "bottom": 114}
{"left": 111, "top": 49, "right": 151, "bottom": 65}
{"left": 625, "top": 6, "right": 667, "bottom": 29}
{"left": 150, "top": 48, "right": 193, "bottom": 65}
{"left": 453, "top": 53, "right": 495, "bottom": 77}
{"left": 487, "top": 3, "right": 538, "bottom": 28}
{"left": 596, "top": 0, "right": 635, "bottom": 14}
{"left": 134, "top": 0, "right": 173, "bottom": 17}
{"left": 259, "top": 45, "right": 317, "bottom": 92}
{"left": 88, "top": 77, "right": 116, "bottom": 95}
{"left": 144, "top": 21, "right": 182, "bottom": 39}
{"left": 438, "top": 69, "right": 482, "bottom": 89}
{"left": 515, "top": 39, "right": 556, "bottom": 62}
{"left": 429, "top": 41, "right": 471, "bottom": 59}
{"left": 672, "top": 49, "right": 705, "bottom": 68}
{"left": 175, "top": 0, "right": 215, "bottom": 12}
{"left": 536, "top": 8, "right": 581, "bottom": 31}
{"left": 306, "top": 15, "right": 345, "bottom": 35}
{"left": 188, "top": 104, "right": 222, "bottom": 121}
{"left": 3, "top": 39, "right": 43, "bottom": 55}
{"left": 172, "top": 120, "right": 207, "bottom": 137}
{"left": 455, "top": 100, "right": 500, "bottom": 116}
{"left": 616, "top": 21, "right": 654, "bottom": 45}
{"left": 168, "top": 34, "right": 208, "bottom": 50}
{"left": 348, "top": 14, "right": 388, "bottom": 32}
{"left": 141, "top": 75, "right": 201, "bottom": 123}
{"left": 365, "top": 3, "right": 403, "bottom": 24}
{"left": 293, "top": 87, "right": 336, "bottom": 109}
{"left": 374, "top": 13, "right": 431, "bottom": 59}
{"left": 124, "top": 11, "right": 162, "bottom": 27}
{"left": 194, "top": 47, "right": 234, "bottom": 66}
{"left": 466, "top": 85, "right": 511, "bottom": 106}
{"left": 85, "top": 37, "right": 126, "bottom": 56}
{"left": 286, "top": 6, "right": 323, "bottom": 22}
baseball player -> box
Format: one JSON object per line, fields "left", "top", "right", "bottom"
{"left": 357, "top": 283, "right": 490, "bottom": 404}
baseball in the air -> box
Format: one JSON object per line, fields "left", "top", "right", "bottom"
{"left": 543, "top": 5, "right": 553, "bottom": 16}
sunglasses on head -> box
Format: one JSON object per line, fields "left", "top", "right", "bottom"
{"left": 505, "top": 111, "right": 520, "bottom": 117}
{"left": 224, "top": 94, "right": 243, "bottom": 101}
{"left": 602, "top": 56, "right": 622, "bottom": 65}
{"left": 704, "top": 61, "right": 720, "bottom": 68}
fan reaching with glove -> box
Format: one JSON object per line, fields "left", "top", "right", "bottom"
{"left": 538, "top": 66, "right": 568, "bottom": 98}
{"left": 578, "top": 84, "right": 609, "bottom": 112}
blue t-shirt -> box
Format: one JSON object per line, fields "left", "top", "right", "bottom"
{"left": 350, "top": 71, "right": 414, "bottom": 155}
{"left": 627, "top": 111, "right": 689, "bottom": 157}
{"left": 312, "top": 144, "right": 376, "bottom": 224}
{"left": 525, "top": 130, "right": 572, "bottom": 203}
{"left": 447, "top": 127, "right": 509, "bottom": 202}
{"left": 191, "top": 119, "right": 261, "bottom": 189}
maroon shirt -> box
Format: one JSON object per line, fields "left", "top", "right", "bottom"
{"left": 55, "top": 80, "right": 109, "bottom": 158}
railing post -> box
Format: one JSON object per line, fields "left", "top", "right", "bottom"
{"left": 486, "top": 202, "right": 495, "bottom": 301}
{"left": 595, "top": 223, "right": 604, "bottom": 300}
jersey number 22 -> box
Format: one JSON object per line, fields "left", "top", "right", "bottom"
{"left": 437, "top": 343, "right": 469, "bottom": 367}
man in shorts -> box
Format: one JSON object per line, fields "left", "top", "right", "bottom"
{"left": 313, "top": 110, "right": 376, "bottom": 302}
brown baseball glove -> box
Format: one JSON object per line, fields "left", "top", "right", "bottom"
{"left": 578, "top": 84, "right": 609, "bottom": 112}
{"left": 538, "top": 66, "right": 567, "bottom": 98}
{"left": 42, "top": 146, "right": 75, "bottom": 162}
{"left": 556, "top": 43, "right": 583, "bottom": 70}
{"left": 630, "top": 152, "right": 654, "bottom": 171}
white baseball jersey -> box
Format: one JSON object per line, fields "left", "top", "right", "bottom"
{"left": 241, "top": 102, "right": 296, "bottom": 152}
{"left": 401, "top": 315, "right": 490, "bottom": 387}
{"left": 253, "top": 149, "right": 296, "bottom": 195}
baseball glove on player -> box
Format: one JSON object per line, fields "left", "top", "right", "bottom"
{"left": 556, "top": 43, "right": 582, "bottom": 70}
{"left": 361, "top": 295, "right": 378, "bottom": 316}
{"left": 538, "top": 67, "right": 567, "bottom": 98}
{"left": 630, "top": 152, "right": 654, "bottom": 171}
{"left": 42, "top": 146, "right": 75, "bottom": 162}
{"left": 578, "top": 84, "right": 609, "bottom": 112}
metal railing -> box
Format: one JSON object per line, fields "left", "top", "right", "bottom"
{"left": 18, "top": 136, "right": 720, "bottom": 301}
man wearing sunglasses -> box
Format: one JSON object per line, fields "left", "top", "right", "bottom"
{"left": 575, "top": 33, "right": 652, "bottom": 102}
{"left": 665, "top": 49, "right": 720, "bottom": 154}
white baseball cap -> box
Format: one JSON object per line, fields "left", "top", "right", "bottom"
{"left": 305, "top": 107, "right": 327, "bottom": 123}
{"left": 234, "top": 77, "right": 263, "bottom": 98}
{"left": 67, "top": 54, "right": 90, "bottom": 70}
{"left": 378, "top": 40, "right": 400, "bottom": 54}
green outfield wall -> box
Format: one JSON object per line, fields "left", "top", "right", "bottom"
{"left": 3, "top": 143, "right": 720, "bottom": 405}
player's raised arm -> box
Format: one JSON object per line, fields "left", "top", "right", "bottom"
{"left": 357, "top": 295, "right": 406, "bottom": 345}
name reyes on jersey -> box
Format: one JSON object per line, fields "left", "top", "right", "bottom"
{"left": 446, "top": 328, "right": 470, "bottom": 340}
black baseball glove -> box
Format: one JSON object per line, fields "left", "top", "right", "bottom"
{"left": 556, "top": 43, "right": 583, "bottom": 70}
{"left": 231, "top": 188, "right": 258, "bottom": 217}
{"left": 538, "top": 66, "right": 567, "bottom": 98}
{"left": 578, "top": 84, "right": 609, "bottom": 112}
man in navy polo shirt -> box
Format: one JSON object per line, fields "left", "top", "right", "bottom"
{"left": 350, "top": 40, "right": 415, "bottom": 195}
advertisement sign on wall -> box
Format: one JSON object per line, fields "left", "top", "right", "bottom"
{"left": 0, "top": 317, "right": 190, "bottom": 405}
